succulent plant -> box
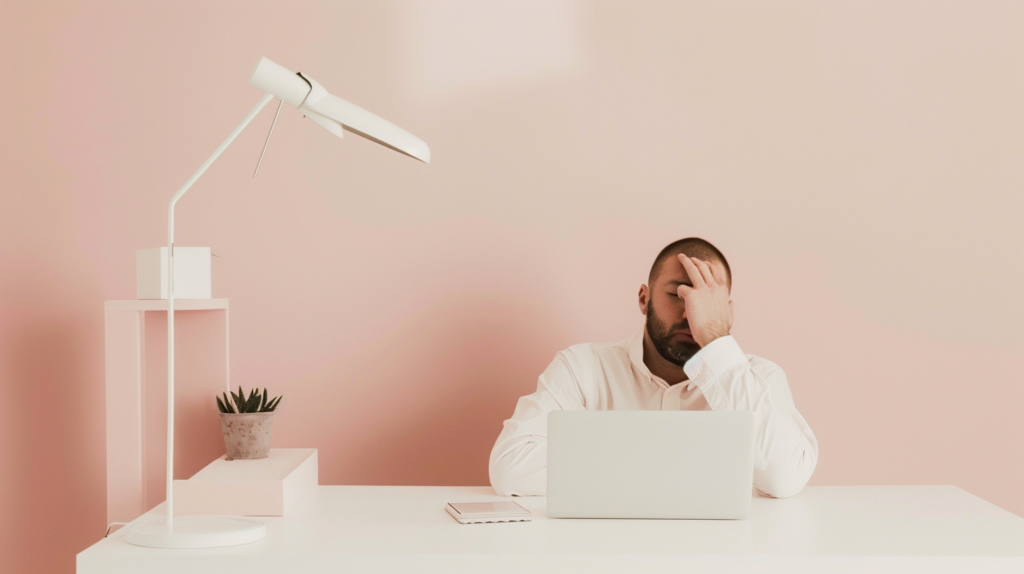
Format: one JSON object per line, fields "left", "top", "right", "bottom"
{"left": 217, "top": 386, "right": 282, "bottom": 414}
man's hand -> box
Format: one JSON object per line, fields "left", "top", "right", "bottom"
{"left": 677, "top": 254, "right": 733, "bottom": 348}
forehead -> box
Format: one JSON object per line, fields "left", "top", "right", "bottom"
{"left": 654, "top": 255, "right": 728, "bottom": 287}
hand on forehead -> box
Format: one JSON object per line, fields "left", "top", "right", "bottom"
{"left": 657, "top": 252, "right": 728, "bottom": 287}
{"left": 680, "top": 253, "right": 730, "bottom": 287}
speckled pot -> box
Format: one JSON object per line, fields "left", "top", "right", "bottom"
{"left": 220, "top": 412, "right": 274, "bottom": 460}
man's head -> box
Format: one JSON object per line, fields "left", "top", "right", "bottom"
{"left": 639, "top": 238, "right": 732, "bottom": 366}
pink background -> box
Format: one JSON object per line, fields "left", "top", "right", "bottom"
{"left": 2, "top": 1, "right": 1023, "bottom": 571}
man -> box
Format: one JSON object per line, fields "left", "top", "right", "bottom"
{"left": 489, "top": 238, "right": 818, "bottom": 498}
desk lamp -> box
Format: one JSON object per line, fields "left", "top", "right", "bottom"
{"left": 124, "top": 57, "right": 430, "bottom": 549}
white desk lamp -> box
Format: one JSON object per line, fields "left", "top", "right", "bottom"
{"left": 124, "top": 57, "right": 430, "bottom": 549}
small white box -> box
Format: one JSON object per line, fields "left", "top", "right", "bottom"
{"left": 173, "top": 448, "right": 319, "bottom": 516}
{"left": 136, "top": 247, "right": 211, "bottom": 299}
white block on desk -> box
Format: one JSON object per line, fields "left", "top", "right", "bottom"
{"left": 173, "top": 448, "right": 317, "bottom": 516}
{"left": 136, "top": 247, "right": 212, "bottom": 299}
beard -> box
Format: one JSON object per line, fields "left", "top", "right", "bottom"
{"left": 646, "top": 302, "right": 701, "bottom": 366}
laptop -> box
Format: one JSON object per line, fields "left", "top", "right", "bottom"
{"left": 546, "top": 410, "right": 754, "bottom": 519}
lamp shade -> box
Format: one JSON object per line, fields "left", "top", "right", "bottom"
{"left": 248, "top": 57, "right": 430, "bottom": 163}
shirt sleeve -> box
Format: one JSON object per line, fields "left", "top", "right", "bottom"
{"left": 683, "top": 336, "right": 819, "bottom": 498}
{"left": 489, "top": 352, "right": 586, "bottom": 496}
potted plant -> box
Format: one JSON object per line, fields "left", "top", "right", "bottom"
{"left": 216, "top": 387, "right": 282, "bottom": 460}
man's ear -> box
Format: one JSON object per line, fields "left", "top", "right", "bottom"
{"left": 638, "top": 284, "right": 649, "bottom": 315}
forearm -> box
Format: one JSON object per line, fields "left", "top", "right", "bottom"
{"left": 749, "top": 408, "right": 818, "bottom": 497}
{"left": 684, "top": 336, "right": 818, "bottom": 498}
{"left": 489, "top": 353, "right": 585, "bottom": 496}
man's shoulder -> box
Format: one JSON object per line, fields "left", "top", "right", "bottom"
{"left": 744, "top": 353, "right": 791, "bottom": 390}
{"left": 546, "top": 340, "right": 633, "bottom": 401}
{"left": 557, "top": 339, "right": 631, "bottom": 364}
{"left": 746, "top": 353, "right": 783, "bottom": 374}
{"left": 744, "top": 353, "right": 797, "bottom": 405}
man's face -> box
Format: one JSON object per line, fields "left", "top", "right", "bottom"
{"left": 645, "top": 254, "right": 730, "bottom": 366}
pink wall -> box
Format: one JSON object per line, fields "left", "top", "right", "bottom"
{"left": 2, "top": 1, "right": 1023, "bottom": 571}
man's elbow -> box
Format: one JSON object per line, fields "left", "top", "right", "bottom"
{"left": 757, "top": 474, "right": 808, "bottom": 499}
{"left": 489, "top": 454, "right": 514, "bottom": 496}
{"left": 489, "top": 445, "right": 546, "bottom": 496}
{"left": 490, "top": 470, "right": 517, "bottom": 497}
{"left": 490, "top": 459, "right": 543, "bottom": 496}
{"left": 756, "top": 449, "right": 817, "bottom": 498}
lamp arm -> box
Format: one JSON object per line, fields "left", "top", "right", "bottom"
{"left": 165, "top": 92, "right": 275, "bottom": 523}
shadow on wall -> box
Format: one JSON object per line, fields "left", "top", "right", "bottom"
{"left": 1, "top": 312, "right": 104, "bottom": 574}
{"left": 298, "top": 294, "right": 565, "bottom": 487}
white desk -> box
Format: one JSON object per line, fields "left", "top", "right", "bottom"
{"left": 78, "top": 485, "right": 1024, "bottom": 573}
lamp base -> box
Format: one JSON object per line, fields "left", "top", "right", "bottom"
{"left": 124, "top": 515, "right": 266, "bottom": 548}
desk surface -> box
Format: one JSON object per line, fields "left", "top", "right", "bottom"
{"left": 78, "top": 485, "right": 1024, "bottom": 573}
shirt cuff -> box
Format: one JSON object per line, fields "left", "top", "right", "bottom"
{"left": 683, "top": 335, "right": 747, "bottom": 390}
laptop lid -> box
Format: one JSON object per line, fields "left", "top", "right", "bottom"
{"left": 547, "top": 410, "right": 754, "bottom": 519}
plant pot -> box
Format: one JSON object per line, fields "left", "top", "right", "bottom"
{"left": 220, "top": 412, "right": 274, "bottom": 460}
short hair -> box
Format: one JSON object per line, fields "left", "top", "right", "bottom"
{"left": 648, "top": 237, "right": 732, "bottom": 287}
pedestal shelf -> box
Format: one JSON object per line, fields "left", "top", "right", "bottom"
{"left": 105, "top": 299, "right": 230, "bottom": 524}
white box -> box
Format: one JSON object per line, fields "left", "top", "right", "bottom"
{"left": 173, "top": 448, "right": 318, "bottom": 516}
{"left": 136, "top": 247, "right": 211, "bottom": 299}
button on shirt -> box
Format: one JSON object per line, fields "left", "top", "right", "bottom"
{"left": 488, "top": 327, "right": 819, "bottom": 498}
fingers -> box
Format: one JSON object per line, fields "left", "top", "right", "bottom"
{"left": 677, "top": 254, "right": 706, "bottom": 288}
{"left": 692, "top": 257, "right": 717, "bottom": 286}
{"left": 710, "top": 261, "right": 728, "bottom": 287}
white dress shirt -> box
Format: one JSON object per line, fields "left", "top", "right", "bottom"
{"left": 488, "top": 327, "right": 819, "bottom": 498}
